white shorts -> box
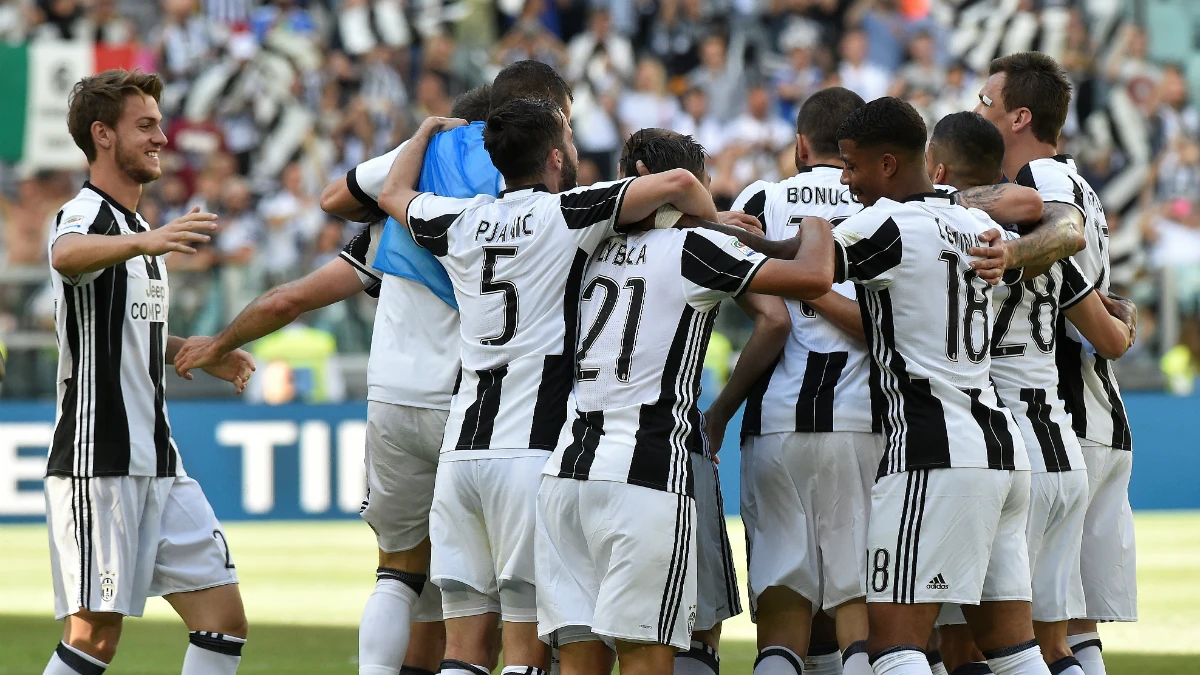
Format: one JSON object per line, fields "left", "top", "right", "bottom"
{"left": 429, "top": 455, "right": 545, "bottom": 623}
{"left": 739, "top": 435, "right": 762, "bottom": 619}
{"left": 361, "top": 401, "right": 448, "bottom": 622}
{"left": 742, "top": 431, "right": 882, "bottom": 610}
{"left": 535, "top": 475, "right": 697, "bottom": 650}
{"left": 1078, "top": 443, "right": 1137, "bottom": 622}
{"left": 1028, "top": 470, "right": 1089, "bottom": 622}
{"left": 46, "top": 475, "right": 237, "bottom": 620}
{"left": 867, "top": 468, "right": 1031, "bottom": 607}
{"left": 691, "top": 452, "right": 741, "bottom": 631}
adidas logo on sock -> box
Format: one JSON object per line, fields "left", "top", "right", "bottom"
{"left": 927, "top": 573, "right": 949, "bottom": 590}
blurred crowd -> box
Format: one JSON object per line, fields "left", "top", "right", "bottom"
{"left": 1, "top": 0, "right": 1200, "bottom": 395}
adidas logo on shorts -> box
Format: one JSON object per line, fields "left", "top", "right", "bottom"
{"left": 927, "top": 573, "right": 949, "bottom": 590}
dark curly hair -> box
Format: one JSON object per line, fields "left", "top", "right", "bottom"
{"left": 618, "top": 128, "right": 706, "bottom": 181}
{"left": 483, "top": 97, "right": 566, "bottom": 181}
{"left": 835, "top": 96, "right": 927, "bottom": 158}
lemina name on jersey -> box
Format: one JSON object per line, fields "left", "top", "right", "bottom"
{"left": 404, "top": 178, "right": 637, "bottom": 457}
{"left": 547, "top": 227, "right": 767, "bottom": 496}
{"left": 831, "top": 191, "right": 1027, "bottom": 476}
{"left": 1014, "top": 155, "right": 1131, "bottom": 450}
{"left": 48, "top": 183, "right": 181, "bottom": 478}
{"left": 732, "top": 165, "right": 875, "bottom": 437}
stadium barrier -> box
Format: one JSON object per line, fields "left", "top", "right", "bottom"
{"left": 1, "top": 392, "right": 1197, "bottom": 523}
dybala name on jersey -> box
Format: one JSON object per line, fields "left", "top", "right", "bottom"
{"left": 593, "top": 237, "right": 648, "bottom": 267}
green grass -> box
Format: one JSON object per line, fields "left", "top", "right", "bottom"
{"left": 2, "top": 513, "right": 1198, "bottom": 673}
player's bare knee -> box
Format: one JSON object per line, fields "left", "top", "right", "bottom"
{"left": 378, "top": 540, "right": 431, "bottom": 573}
{"left": 65, "top": 611, "right": 124, "bottom": 662}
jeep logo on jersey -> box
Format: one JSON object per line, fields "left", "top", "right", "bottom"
{"left": 100, "top": 571, "right": 117, "bottom": 602}
{"left": 127, "top": 279, "right": 169, "bottom": 323}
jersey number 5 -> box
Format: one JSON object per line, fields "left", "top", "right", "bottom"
{"left": 480, "top": 247, "right": 519, "bottom": 346}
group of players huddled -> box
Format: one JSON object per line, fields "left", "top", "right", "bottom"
{"left": 43, "top": 51, "right": 1136, "bottom": 675}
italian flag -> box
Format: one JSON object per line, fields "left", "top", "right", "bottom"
{"left": 0, "top": 40, "right": 143, "bottom": 169}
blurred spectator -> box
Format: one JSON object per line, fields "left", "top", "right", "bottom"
{"left": 2, "top": 176, "right": 51, "bottom": 266}
{"left": 838, "top": 28, "right": 889, "bottom": 102}
{"left": 721, "top": 82, "right": 793, "bottom": 191}
{"left": 647, "top": 0, "right": 709, "bottom": 77}
{"left": 618, "top": 58, "right": 681, "bottom": 138}
{"left": 898, "top": 30, "right": 943, "bottom": 94}
{"left": 422, "top": 30, "right": 488, "bottom": 95}
{"left": 216, "top": 177, "right": 261, "bottom": 319}
{"left": 673, "top": 86, "right": 727, "bottom": 161}
{"left": 413, "top": 69, "right": 454, "bottom": 119}
{"left": 1155, "top": 65, "right": 1199, "bottom": 152}
{"left": 1104, "top": 23, "right": 1161, "bottom": 112}
{"left": 158, "top": 0, "right": 216, "bottom": 83}
{"left": 258, "top": 161, "right": 324, "bottom": 286}
{"left": 773, "top": 20, "right": 826, "bottom": 120}
{"left": 686, "top": 31, "right": 746, "bottom": 123}
{"left": 493, "top": 11, "right": 566, "bottom": 71}
{"left": 566, "top": 8, "right": 634, "bottom": 85}
{"left": 852, "top": 0, "right": 923, "bottom": 73}
{"left": 31, "top": 0, "right": 84, "bottom": 40}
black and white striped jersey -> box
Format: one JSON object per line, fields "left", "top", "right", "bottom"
{"left": 546, "top": 228, "right": 767, "bottom": 495}
{"left": 831, "top": 192, "right": 1028, "bottom": 477}
{"left": 48, "top": 183, "right": 182, "bottom": 478}
{"left": 405, "top": 178, "right": 637, "bottom": 458}
{"left": 1014, "top": 155, "right": 1132, "bottom": 451}
{"left": 990, "top": 259, "right": 1093, "bottom": 473}
{"left": 731, "top": 165, "right": 875, "bottom": 436}
{"left": 339, "top": 219, "right": 384, "bottom": 298}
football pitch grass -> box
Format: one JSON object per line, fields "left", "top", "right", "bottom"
{"left": 2, "top": 512, "right": 1197, "bottom": 673}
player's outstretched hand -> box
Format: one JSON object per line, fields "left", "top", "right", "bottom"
{"left": 1101, "top": 292, "right": 1138, "bottom": 347}
{"left": 718, "top": 211, "right": 765, "bottom": 237}
{"left": 969, "top": 228, "right": 1009, "bottom": 285}
{"left": 137, "top": 206, "right": 218, "bottom": 256}
{"left": 199, "top": 348, "right": 256, "bottom": 394}
{"left": 175, "top": 336, "right": 227, "bottom": 380}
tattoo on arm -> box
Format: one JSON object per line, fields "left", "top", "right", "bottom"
{"left": 955, "top": 184, "right": 1007, "bottom": 212}
{"left": 1003, "top": 203, "right": 1086, "bottom": 269}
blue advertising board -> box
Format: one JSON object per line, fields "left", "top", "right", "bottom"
{"left": 1, "top": 392, "right": 1197, "bottom": 523}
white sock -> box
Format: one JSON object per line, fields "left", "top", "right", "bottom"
{"left": 950, "top": 663, "right": 993, "bottom": 675}
{"left": 182, "top": 631, "right": 246, "bottom": 675}
{"left": 983, "top": 641, "right": 1050, "bottom": 675}
{"left": 755, "top": 646, "right": 805, "bottom": 674}
{"left": 44, "top": 642, "right": 108, "bottom": 675}
{"left": 842, "top": 641, "right": 871, "bottom": 675}
{"left": 1066, "top": 633, "right": 1106, "bottom": 675}
{"left": 676, "top": 640, "right": 720, "bottom": 675}
{"left": 1047, "top": 656, "right": 1086, "bottom": 675}
{"left": 438, "top": 660, "right": 490, "bottom": 675}
{"left": 359, "top": 570, "right": 423, "bottom": 675}
{"left": 871, "top": 646, "right": 934, "bottom": 675}
{"left": 501, "top": 667, "right": 546, "bottom": 675}
{"left": 805, "top": 643, "right": 842, "bottom": 675}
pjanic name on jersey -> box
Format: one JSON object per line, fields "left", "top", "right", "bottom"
{"left": 476, "top": 213, "right": 534, "bottom": 242}
{"left": 593, "top": 238, "right": 647, "bottom": 266}
{"left": 787, "top": 185, "right": 858, "bottom": 206}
